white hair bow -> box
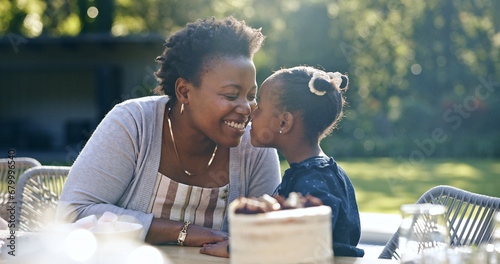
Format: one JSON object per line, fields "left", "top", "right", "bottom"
{"left": 308, "top": 71, "right": 342, "bottom": 96}
{"left": 327, "top": 72, "right": 342, "bottom": 89}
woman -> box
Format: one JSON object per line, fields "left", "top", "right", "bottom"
{"left": 56, "top": 16, "right": 281, "bottom": 246}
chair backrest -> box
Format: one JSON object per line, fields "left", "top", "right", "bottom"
{"left": 15, "top": 166, "right": 71, "bottom": 231}
{"left": 0, "top": 157, "right": 41, "bottom": 220}
{"left": 379, "top": 185, "right": 500, "bottom": 260}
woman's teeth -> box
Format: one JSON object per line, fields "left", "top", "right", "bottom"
{"left": 225, "top": 121, "right": 245, "bottom": 130}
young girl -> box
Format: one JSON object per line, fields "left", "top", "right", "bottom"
{"left": 201, "top": 66, "right": 364, "bottom": 257}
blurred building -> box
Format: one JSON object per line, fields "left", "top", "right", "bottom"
{"left": 0, "top": 34, "right": 165, "bottom": 164}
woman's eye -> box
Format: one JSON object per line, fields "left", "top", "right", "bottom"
{"left": 224, "top": 95, "right": 238, "bottom": 100}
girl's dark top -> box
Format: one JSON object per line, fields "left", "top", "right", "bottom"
{"left": 275, "top": 156, "right": 365, "bottom": 257}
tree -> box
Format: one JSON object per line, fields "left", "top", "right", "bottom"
{"left": 2, "top": 0, "right": 498, "bottom": 157}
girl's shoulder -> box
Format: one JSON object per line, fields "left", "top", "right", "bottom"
{"left": 289, "top": 156, "right": 336, "bottom": 171}
{"left": 286, "top": 156, "right": 350, "bottom": 183}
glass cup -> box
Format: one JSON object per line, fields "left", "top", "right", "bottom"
{"left": 476, "top": 212, "right": 500, "bottom": 264}
{"left": 495, "top": 212, "right": 500, "bottom": 250}
{"left": 398, "top": 204, "right": 449, "bottom": 264}
{"left": 492, "top": 212, "right": 500, "bottom": 264}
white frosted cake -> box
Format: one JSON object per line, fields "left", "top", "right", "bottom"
{"left": 229, "top": 196, "right": 333, "bottom": 264}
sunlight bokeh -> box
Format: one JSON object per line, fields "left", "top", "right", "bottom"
{"left": 23, "top": 13, "right": 43, "bottom": 37}
{"left": 64, "top": 229, "right": 97, "bottom": 262}
{"left": 87, "top": 6, "right": 99, "bottom": 19}
{"left": 126, "top": 245, "right": 165, "bottom": 264}
{"left": 57, "top": 13, "right": 81, "bottom": 36}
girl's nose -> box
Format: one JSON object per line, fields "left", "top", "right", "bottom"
{"left": 250, "top": 110, "right": 256, "bottom": 119}
{"left": 250, "top": 101, "right": 257, "bottom": 112}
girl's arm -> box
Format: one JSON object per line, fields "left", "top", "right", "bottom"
{"left": 200, "top": 240, "right": 229, "bottom": 258}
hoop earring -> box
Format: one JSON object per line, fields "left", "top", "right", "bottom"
{"left": 180, "top": 104, "right": 184, "bottom": 115}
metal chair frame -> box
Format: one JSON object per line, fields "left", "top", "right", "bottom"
{"left": 379, "top": 185, "right": 500, "bottom": 260}
{"left": 15, "top": 166, "right": 71, "bottom": 231}
{"left": 0, "top": 157, "right": 41, "bottom": 220}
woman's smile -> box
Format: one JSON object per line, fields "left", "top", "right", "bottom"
{"left": 224, "top": 120, "right": 247, "bottom": 130}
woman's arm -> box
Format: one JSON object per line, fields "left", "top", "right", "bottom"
{"left": 58, "top": 99, "right": 229, "bottom": 245}
{"left": 146, "top": 218, "right": 228, "bottom": 246}
{"left": 56, "top": 102, "right": 155, "bottom": 236}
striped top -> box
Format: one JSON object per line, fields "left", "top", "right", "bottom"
{"left": 151, "top": 172, "right": 229, "bottom": 230}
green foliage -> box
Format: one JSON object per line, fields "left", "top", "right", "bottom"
{"left": 2, "top": 0, "right": 499, "bottom": 157}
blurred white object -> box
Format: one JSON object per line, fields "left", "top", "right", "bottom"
{"left": 98, "top": 211, "right": 119, "bottom": 223}
{"left": 1, "top": 227, "right": 168, "bottom": 264}
{"left": 72, "top": 212, "right": 143, "bottom": 241}
{"left": 54, "top": 212, "right": 143, "bottom": 241}
{"left": 73, "top": 215, "right": 98, "bottom": 230}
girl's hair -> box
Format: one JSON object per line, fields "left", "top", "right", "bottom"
{"left": 269, "top": 66, "right": 349, "bottom": 142}
{"left": 154, "top": 16, "right": 265, "bottom": 100}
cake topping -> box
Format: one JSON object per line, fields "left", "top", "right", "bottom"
{"left": 233, "top": 192, "right": 323, "bottom": 214}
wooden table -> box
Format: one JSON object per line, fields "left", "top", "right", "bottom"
{"left": 0, "top": 231, "right": 397, "bottom": 264}
{"left": 157, "top": 245, "right": 398, "bottom": 264}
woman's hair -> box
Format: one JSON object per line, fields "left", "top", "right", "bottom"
{"left": 268, "top": 66, "right": 349, "bottom": 142}
{"left": 154, "top": 16, "right": 265, "bottom": 100}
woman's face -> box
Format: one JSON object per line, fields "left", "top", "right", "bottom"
{"left": 186, "top": 56, "right": 258, "bottom": 147}
{"left": 250, "top": 79, "right": 282, "bottom": 148}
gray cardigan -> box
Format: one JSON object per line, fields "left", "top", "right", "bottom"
{"left": 56, "top": 96, "right": 281, "bottom": 239}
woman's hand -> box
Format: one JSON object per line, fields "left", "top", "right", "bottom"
{"left": 146, "top": 218, "right": 227, "bottom": 246}
{"left": 200, "top": 240, "right": 229, "bottom": 258}
{"left": 184, "top": 224, "right": 228, "bottom": 246}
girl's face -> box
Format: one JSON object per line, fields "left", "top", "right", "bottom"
{"left": 250, "top": 79, "right": 282, "bottom": 148}
{"left": 187, "top": 56, "right": 258, "bottom": 147}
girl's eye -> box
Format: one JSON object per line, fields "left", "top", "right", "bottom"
{"left": 224, "top": 95, "right": 238, "bottom": 100}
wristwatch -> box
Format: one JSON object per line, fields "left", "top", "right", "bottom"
{"left": 177, "top": 221, "right": 190, "bottom": 246}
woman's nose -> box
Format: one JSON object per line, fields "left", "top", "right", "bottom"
{"left": 235, "top": 99, "right": 253, "bottom": 116}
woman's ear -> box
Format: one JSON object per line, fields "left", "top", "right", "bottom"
{"left": 280, "top": 112, "right": 294, "bottom": 134}
{"left": 175, "top": 77, "right": 190, "bottom": 104}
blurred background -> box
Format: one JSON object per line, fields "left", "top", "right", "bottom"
{"left": 1, "top": 0, "right": 499, "bottom": 213}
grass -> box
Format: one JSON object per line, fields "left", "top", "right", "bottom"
{"left": 279, "top": 157, "right": 500, "bottom": 214}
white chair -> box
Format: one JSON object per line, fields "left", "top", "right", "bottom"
{"left": 0, "top": 157, "right": 41, "bottom": 220}
{"left": 15, "top": 166, "right": 71, "bottom": 231}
